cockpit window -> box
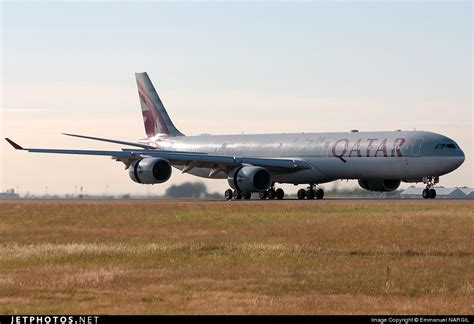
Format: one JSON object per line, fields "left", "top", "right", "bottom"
{"left": 435, "top": 143, "right": 457, "bottom": 149}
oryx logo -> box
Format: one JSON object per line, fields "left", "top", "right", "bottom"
{"left": 137, "top": 80, "right": 170, "bottom": 137}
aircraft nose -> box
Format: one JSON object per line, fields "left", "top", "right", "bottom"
{"left": 458, "top": 147, "right": 465, "bottom": 166}
{"left": 448, "top": 146, "right": 465, "bottom": 171}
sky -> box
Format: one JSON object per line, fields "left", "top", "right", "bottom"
{"left": 1, "top": 0, "right": 472, "bottom": 196}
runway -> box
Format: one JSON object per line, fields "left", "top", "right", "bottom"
{"left": 0, "top": 200, "right": 472, "bottom": 314}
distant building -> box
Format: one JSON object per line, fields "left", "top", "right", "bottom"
{"left": 460, "top": 187, "right": 474, "bottom": 199}
{"left": 0, "top": 188, "right": 20, "bottom": 199}
{"left": 400, "top": 187, "right": 470, "bottom": 199}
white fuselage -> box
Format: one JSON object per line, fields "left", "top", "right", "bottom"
{"left": 146, "top": 130, "right": 465, "bottom": 184}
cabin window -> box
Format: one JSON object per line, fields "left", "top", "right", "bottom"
{"left": 435, "top": 143, "right": 457, "bottom": 149}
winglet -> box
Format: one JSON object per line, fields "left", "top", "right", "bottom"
{"left": 5, "top": 138, "right": 24, "bottom": 150}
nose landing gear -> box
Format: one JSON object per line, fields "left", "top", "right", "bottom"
{"left": 422, "top": 176, "right": 439, "bottom": 199}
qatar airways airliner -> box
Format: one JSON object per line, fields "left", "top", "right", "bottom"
{"left": 6, "top": 73, "right": 465, "bottom": 199}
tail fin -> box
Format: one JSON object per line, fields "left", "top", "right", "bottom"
{"left": 135, "top": 72, "right": 184, "bottom": 137}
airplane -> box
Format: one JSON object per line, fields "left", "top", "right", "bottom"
{"left": 5, "top": 72, "right": 465, "bottom": 200}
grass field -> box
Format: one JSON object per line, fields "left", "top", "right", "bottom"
{"left": 0, "top": 199, "right": 472, "bottom": 314}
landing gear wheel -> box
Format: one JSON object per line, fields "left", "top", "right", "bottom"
{"left": 225, "top": 189, "right": 233, "bottom": 200}
{"left": 306, "top": 188, "right": 315, "bottom": 200}
{"left": 422, "top": 176, "right": 439, "bottom": 199}
{"left": 233, "top": 191, "right": 242, "bottom": 200}
{"left": 316, "top": 189, "right": 324, "bottom": 200}
{"left": 297, "top": 189, "right": 306, "bottom": 200}
{"left": 275, "top": 188, "right": 284, "bottom": 200}
{"left": 422, "top": 189, "right": 430, "bottom": 199}
{"left": 259, "top": 191, "right": 268, "bottom": 200}
{"left": 242, "top": 192, "right": 252, "bottom": 200}
{"left": 267, "top": 188, "right": 276, "bottom": 200}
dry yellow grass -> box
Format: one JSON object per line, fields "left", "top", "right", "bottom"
{"left": 0, "top": 199, "right": 472, "bottom": 314}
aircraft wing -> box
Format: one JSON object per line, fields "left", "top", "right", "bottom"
{"left": 4, "top": 138, "right": 312, "bottom": 172}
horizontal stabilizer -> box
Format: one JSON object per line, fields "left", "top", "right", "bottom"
{"left": 62, "top": 133, "right": 156, "bottom": 150}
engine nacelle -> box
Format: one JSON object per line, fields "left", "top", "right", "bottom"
{"left": 129, "top": 158, "right": 172, "bottom": 184}
{"left": 358, "top": 179, "right": 401, "bottom": 192}
{"left": 227, "top": 166, "right": 271, "bottom": 192}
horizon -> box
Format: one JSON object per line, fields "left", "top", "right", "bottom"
{"left": 1, "top": 1, "right": 472, "bottom": 195}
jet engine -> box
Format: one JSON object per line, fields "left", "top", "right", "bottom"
{"left": 358, "top": 179, "right": 401, "bottom": 192}
{"left": 228, "top": 166, "right": 271, "bottom": 192}
{"left": 129, "top": 158, "right": 172, "bottom": 184}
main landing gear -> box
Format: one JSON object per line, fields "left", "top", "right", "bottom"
{"left": 422, "top": 176, "right": 438, "bottom": 199}
{"left": 224, "top": 183, "right": 324, "bottom": 200}
{"left": 224, "top": 189, "right": 252, "bottom": 200}
{"left": 258, "top": 184, "right": 284, "bottom": 200}
{"left": 224, "top": 184, "right": 285, "bottom": 200}
{"left": 297, "top": 184, "right": 324, "bottom": 200}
